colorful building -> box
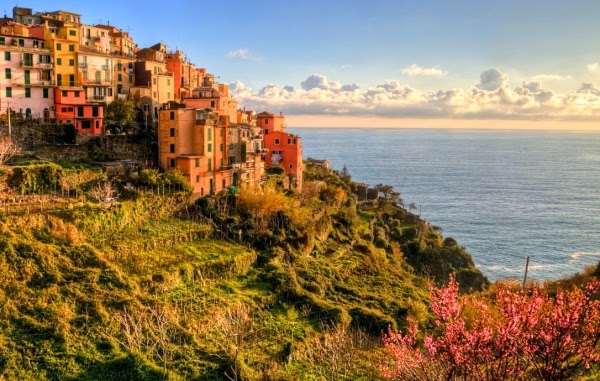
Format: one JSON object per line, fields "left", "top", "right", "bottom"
{"left": 133, "top": 43, "right": 175, "bottom": 120}
{"left": 184, "top": 75, "right": 238, "bottom": 124}
{"left": 166, "top": 49, "right": 198, "bottom": 101}
{"left": 77, "top": 45, "right": 114, "bottom": 105}
{"left": 258, "top": 112, "right": 303, "bottom": 191}
{"left": 0, "top": 23, "right": 54, "bottom": 121}
{"left": 54, "top": 86, "right": 104, "bottom": 134}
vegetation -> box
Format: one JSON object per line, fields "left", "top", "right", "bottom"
{"left": 381, "top": 276, "right": 600, "bottom": 381}
{"left": 104, "top": 99, "right": 137, "bottom": 134}
{"left": 0, "top": 158, "right": 595, "bottom": 380}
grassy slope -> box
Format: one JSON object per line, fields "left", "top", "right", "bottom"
{"left": 0, "top": 164, "right": 487, "bottom": 380}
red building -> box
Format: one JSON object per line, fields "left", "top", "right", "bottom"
{"left": 259, "top": 112, "right": 303, "bottom": 191}
{"left": 54, "top": 88, "right": 103, "bottom": 135}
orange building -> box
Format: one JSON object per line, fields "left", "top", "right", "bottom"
{"left": 183, "top": 75, "right": 238, "bottom": 123}
{"left": 158, "top": 107, "right": 232, "bottom": 195}
{"left": 263, "top": 130, "right": 303, "bottom": 190}
{"left": 259, "top": 112, "right": 303, "bottom": 191}
{"left": 257, "top": 111, "right": 286, "bottom": 134}
{"left": 166, "top": 49, "right": 197, "bottom": 101}
{"left": 158, "top": 105, "right": 268, "bottom": 195}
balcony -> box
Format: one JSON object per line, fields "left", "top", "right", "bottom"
{"left": 20, "top": 60, "right": 53, "bottom": 70}
{"left": 86, "top": 96, "right": 107, "bottom": 103}
{"left": 82, "top": 78, "right": 112, "bottom": 87}
{"left": 12, "top": 78, "right": 54, "bottom": 87}
{"left": 78, "top": 62, "right": 88, "bottom": 68}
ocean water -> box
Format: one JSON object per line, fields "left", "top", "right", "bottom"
{"left": 289, "top": 128, "right": 600, "bottom": 281}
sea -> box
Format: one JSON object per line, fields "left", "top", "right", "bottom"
{"left": 288, "top": 128, "right": 600, "bottom": 282}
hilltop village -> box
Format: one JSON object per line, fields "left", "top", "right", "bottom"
{"left": 0, "top": 6, "right": 303, "bottom": 194}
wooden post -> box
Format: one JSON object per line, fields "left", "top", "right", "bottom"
{"left": 522, "top": 256, "right": 530, "bottom": 290}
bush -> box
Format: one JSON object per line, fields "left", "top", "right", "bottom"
{"left": 8, "top": 163, "right": 63, "bottom": 194}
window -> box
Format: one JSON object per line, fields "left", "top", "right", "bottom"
{"left": 169, "top": 111, "right": 175, "bottom": 120}
{"left": 43, "top": 88, "right": 48, "bottom": 98}
{"left": 5, "top": 87, "right": 12, "bottom": 97}
{"left": 62, "top": 90, "right": 68, "bottom": 97}
{"left": 74, "top": 91, "right": 80, "bottom": 97}
{"left": 222, "top": 179, "right": 226, "bottom": 189}
{"left": 78, "top": 107, "right": 84, "bottom": 117}
{"left": 264, "top": 118, "right": 268, "bottom": 124}
{"left": 275, "top": 138, "right": 280, "bottom": 145}
{"left": 92, "top": 107, "right": 99, "bottom": 117}
{"left": 68, "top": 44, "right": 74, "bottom": 52}
{"left": 210, "top": 100, "right": 215, "bottom": 108}
{"left": 207, "top": 143, "right": 212, "bottom": 153}
{"left": 153, "top": 92, "right": 157, "bottom": 98}
{"left": 170, "top": 144, "right": 175, "bottom": 153}
{"left": 129, "top": 75, "right": 132, "bottom": 84}
{"left": 290, "top": 164, "right": 293, "bottom": 169}
{"left": 196, "top": 175, "right": 200, "bottom": 183}
{"left": 57, "top": 58, "right": 62, "bottom": 65}
{"left": 207, "top": 128, "right": 212, "bottom": 139}
{"left": 169, "top": 128, "right": 175, "bottom": 137}
{"left": 57, "top": 74, "right": 62, "bottom": 86}
{"left": 69, "top": 29, "right": 76, "bottom": 36}
{"left": 207, "top": 159, "right": 212, "bottom": 171}
{"left": 152, "top": 78, "right": 156, "bottom": 85}
{"left": 56, "top": 43, "right": 61, "bottom": 50}
{"left": 69, "top": 74, "right": 75, "bottom": 86}
{"left": 82, "top": 70, "right": 88, "bottom": 79}
{"left": 220, "top": 158, "right": 224, "bottom": 169}
{"left": 0, "top": 37, "right": 4, "bottom": 45}
{"left": 118, "top": 74, "right": 122, "bottom": 81}
{"left": 167, "top": 79, "right": 170, "bottom": 86}
{"left": 195, "top": 158, "right": 199, "bottom": 167}
{"left": 25, "top": 88, "right": 31, "bottom": 98}
{"left": 4, "top": 51, "right": 10, "bottom": 60}
{"left": 170, "top": 159, "right": 175, "bottom": 168}
{"left": 18, "top": 39, "right": 24, "bottom": 47}
{"left": 167, "top": 92, "right": 170, "bottom": 99}
{"left": 220, "top": 129, "right": 224, "bottom": 137}
{"left": 69, "top": 58, "right": 74, "bottom": 66}
{"left": 4, "top": 68, "right": 10, "bottom": 79}
{"left": 117, "top": 61, "right": 122, "bottom": 71}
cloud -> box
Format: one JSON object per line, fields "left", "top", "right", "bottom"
{"left": 533, "top": 74, "right": 572, "bottom": 81}
{"left": 587, "top": 63, "right": 600, "bottom": 73}
{"left": 477, "top": 68, "right": 509, "bottom": 91}
{"left": 229, "top": 69, "right": 600, "bottom": 121}
{"left": 227, "top": 48, "right": 262, "bottom": 61}
{"left": 402, "top": 64, "right": 447, "bottom": 77}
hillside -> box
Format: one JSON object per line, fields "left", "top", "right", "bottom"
{"left": 0, "top": 161, "right": 487, "bottom": 380}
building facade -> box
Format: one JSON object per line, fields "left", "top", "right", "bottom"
{"left": 0, "top": 23, "right": 54, "bottom": 120}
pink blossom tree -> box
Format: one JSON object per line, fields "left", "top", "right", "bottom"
{"left": 381, "top": 277, "right": 600, "bottom": 381}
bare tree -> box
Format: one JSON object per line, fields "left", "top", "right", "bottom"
{"left": 212, "top": 303, "right": 256, "bottom": 381}
{"left": 0, "top": 137, "right": 20, "bottom": 165}
{"left": 301, "top": 323, "right": 371, "bottom": 381}
{"left": 88, "top": 181, "right": 120, "bottom": 206}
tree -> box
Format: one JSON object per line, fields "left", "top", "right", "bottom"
{"left": 381, "top": 277, "right": 600, "bottom": 381}
{"left": 340, "top": 164, "right": 351, "bottom": 183}
{"left": 104, "top": 98, "right": 136, "bottom": 133}
{"left": 375, "top": 183, "right": 403, "bottom": 206}
{"left": 0, "top": 137, "right": 21, "bottom": 165}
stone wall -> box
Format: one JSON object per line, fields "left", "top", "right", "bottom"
{"left": 0, "top": 121, "right": 151, "bottom": 164}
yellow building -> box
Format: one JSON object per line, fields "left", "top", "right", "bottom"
{"left": 45, "top": 22, "right": 80, "bottom": 88}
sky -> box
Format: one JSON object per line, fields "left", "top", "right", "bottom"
{"left": 10, "top": 0, "right": 600, "bottom": 128}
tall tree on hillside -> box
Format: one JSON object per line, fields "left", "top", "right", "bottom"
{"left": 104, "top": 99, "right": 136, "bottom": 133}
